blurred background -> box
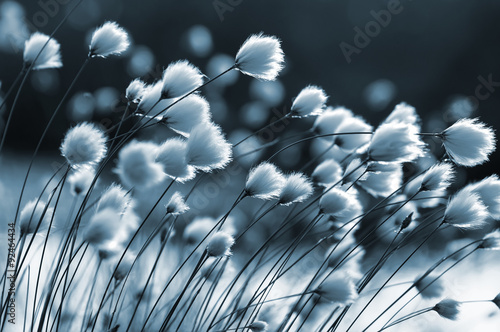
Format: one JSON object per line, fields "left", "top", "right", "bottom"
{"left": 0, "top": 0, "right": 499, "bottom": 180}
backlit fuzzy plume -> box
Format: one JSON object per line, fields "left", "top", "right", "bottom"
{"left": 126, "top": 78, "right": 146, "bottom": 103}
{"left": 278, "top": 172, "right": 313, "bottom": 205}
{"left": 19, "top": 200, "right": 54, "bottom": 235}
{"left": 414, "top": 274, "right": 445, "bottom": 299}
{"left": 289, "top": 85, "right": 327, "bottom": 118}
{"left": 248, "top": 321, "right": 269, "bottom": 332}
{"left": 206, "top": 231, "right": 235, "bottom": 257}
{"left": 419, "top": 162, "right": 455, "bottom": 192}
{"left": 466, "top": 175, "right": 500, "bottom": 219}
{"left": 83, "top": 208, "right": 121, "bottom": 246}
{"left": 481, "top": 230, "right": 500, "bottom": 250}
{"left": 161, "top": 94, "right": 211, "bottom": 136}
{"left": 367, "top": 122, "right": 425, "bottom": 163}
{"left": 433, "top": 299, "right": 461, "bottom": 320}
{"left": 319, "top": 188, "right": 351, "bottom": 216}
{"left": 161, "top": 60, "right": 204, "bottom": 98}
{"left": 343, "top": 158, "right": 368, "bottom": 184}
{"left": 312, "top": 159, "right": 343, "bottom": 187}
{"left": 166, "top": 192, "right": 190, "bottom": 216}
{"left": 68, "top": 168, "right": 95, "bottom": 196}
{"left": 334, "top": 117, "right": 373, "bottom": 151}
{"left": 137, "top": 81, "right": 175, "bottom": 114}
{"left": 313, "top": 107, "right": 354, "bottom": 136}
{"left": 156, "top": 137, "right": 196, "bottom": 182}
{"left": 115, "top": 140, "right": 165, "bottom": 189}
{"left": 23, "top": 32, "right": 62, "bottom": 70}
{"left": 404, "top": 175, "right": 447, "bottom": 209}
{"left": 360, "top": 163, "right": 403, "bottom": 197}
{"left": 383, "top": 102, "right": 421, "bottom": 129}
{"left": 235, "top": 32, "right": 284, "bottom": 81}
{"left": 245, "top": 162, "right": 286, "bottom": 200}
{"left": 444, "top": 188, "right": 489, "bottom": 229}
{"left": 440, "top": 118, "right": 496, "bottom": 167}
{"left": 97, "top": 183, "right": 131, "bottom": 214}
{"left": 186, "top": 122, "right": 232, "bottom": 172}
{"left": 89, "top": 21, "right": 130, "bottom": 58}
{"left": 184, "top": 216, "right": 216, "bottom": 244}
{"left": 60, "top": 122, "right": 107, "bottom": 168}
{"left": 315, "top": 274, "right": 358, "bottom": 305}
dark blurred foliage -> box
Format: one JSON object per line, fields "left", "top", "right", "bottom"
{"left": 1, "top": 0, "right": 499, "bottom": 179}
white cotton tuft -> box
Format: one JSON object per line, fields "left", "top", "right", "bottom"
{"left": 289, "top": 85, "right": 328, "bottom": 118}
{"left": 115, "top": 140, "right": 165, "bottom": 189}
{"left": 186, "top": 122, "right": 232, "bottom": 172}
{"left": 161, "top": 94, "right": 211, "bottom": 136}
{"left": 383, "top": 102, "right": 421, "bottom": 130}
{"left": 206, "top": 231, "right": 234, "bottom": 257}
{"left": 343, "top": 158, "right": 368, "bottom": 184}
{"left": 68, "top": 168, "right": 95, "bottom": 196}
{"left": 23, "top": 32, "right": 62, "bottom": 70}
{"left": 245, "top": 162, "right": 285, "bottom": 200}
{"left": 465, "top": 175, "right": 500, "bottom": 219}
{"left": 184, "top": 217, "right": 216, "bottom": 245}
{"left": 444, "top": 188, "right": 489, "bottom": 229}
{"left": 319, "top": 188, "right": 351, "bottom": 216}
{"left": 19, "top": 200, "right": 54, "bottom": 235}
{"left": 60, "top": 122, "right": 107, "bottom": 168}
{"left": 161, "top": 60, "right": 204, "bottom": 99}
{"left": 126, "top": 78, "right": 146, "bottom": 103}
{"left": 235, "top": 32, "right": 284, "bottom": 81}
{"left": 315, "top": 274, "right": 358, "bottom": 305}
{"left": 83, "top": 208, "right": 120, "bottom": 246}
{"left": 89, "top": 21, "right": 129, "bottom": 58}
{"left": 166, "top": 192, "right": 189, "bottom": 216}
{"left": 414, "top": 274, "right": 445, "bottom": 299}
{"left": 278, "top": 172, "right": 313, "bottom": 205}
{"left": 441, "top": 118, "right": 496, "bottom": 167}
{"left": 137, "top": 81, "right": 174, "bottom": 114}
{"left": 248, "top": 321, "right": 268, "bottom": 332}
{"left": 312, "top": 159, "right": 343, "bottom": 187}
{"left": 334, "top": 117, "right": 373, "bottom": 151}
{"left": 420, "top": 162, "right": 455, "bottom": 192}
{"left": 360, "top": 162, "right": 403, "bottom": 197}
{"left": 480, "top": 230, "right": 500, "bottom": 250}
{"left": 156, "top": 137, "right": 196, "bottom": 182}
{"left": 368, "top": 122, "right": 425, "bottom": 163}
{"left": 404, "top": 174, "right": 447, "bottom": 209}
{"left": 97, "top": 183, "right": 131, "bottom": 215}
{"left": 433, "top": 299, "right": 460, "bottom": 320}
{"left": 312, "top": 107, "right": 354, "bottom": 136}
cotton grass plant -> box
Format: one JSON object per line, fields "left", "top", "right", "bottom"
{"left": 1, "top": 16, "right": 499, "bottom": 332}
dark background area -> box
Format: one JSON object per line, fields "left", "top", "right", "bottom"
{"left": 1, "top": 0, "right": 499, "bottom": 179}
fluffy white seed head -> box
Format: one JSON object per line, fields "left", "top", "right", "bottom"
{"left": 137, "top": 81, "right": 174, "bottom": 114}
{"left": 441, "top": 118, "right": 496, "bottom": 167}
{"left": 166, "top": 192, "right": 189, "bottom": 216}
{"left": 343, "top": 158, "right": 368, "bottom": 184}
{"left": 360, "top": 162, "right": 403, "bottom": 197}
{"left": 312, "top": 159, "right": 343, "bottom": 187}
{"left": 115, "top": 141, "right": 165, "bottom": 189}
{"left": 245, "top": 162, "right": 285, "bottom": 200}
{"left": 161, "top": 94, "right": 211, "bottom": 136}
{"left": 313, "top": 107, "right": 354, "bottom": 136}
{"left": 235, "top": 32, "right": 284, "bottom": 81}
{"left": 481, "top": 230, "right": 500, "bottom": 250}
{"left": 289, "top": 85, "right": 328, "bottom": 118}
{"left": 414, "top": 274, "right": 445, "bottom": 299}
{"left": 161, "top": 60, "right": 204, "bottom": 99}
{"left": 315, "top": 274, "right": 358, "bottom": 305}
{"left": 368, "top": 122, "right": 425, "bottom": 163}
{"left": 466, "top": 175, "right": 500, "bottom": 219}
{"left": 186, "top": 122, "right": 232, "bottom": 172}
{"left": 420, "top": 163, "right": 455, "bottom": 192}
{"left": 278, "top": 172, "right": 313, "bottom": 205}
{"left": 156, "top": 137, "right": 196, "bottom": 182}
{"left": 126, "top": 78, "right": 146, "bottom": 103}
{"left": 404, "top": 174, "right": 447, "bottom": 209}
{"left": 383, "top": 102, "right": 420, "bottom": 130}
{"left": 83, "top": 208, "right": 120, "bottom": 246}
{"left": 23, "top": 32, "right": 62, "bottom": 70}
{"left": 68, "top": 168, "right": 95, "bottom": 196}
{"left": 89, "top": 21, "right": 130, "bottom": 58}
{"left": 97, "top": 183, "right": 131, "bottom": 215}
{"left": 184, "top": 217, "right": 216, "bottom": 245}
{"left": 444, "top": 188, "right": 489, "bottom": 229}
{"left": 60, "top": 122, "right": 107, "bottom": 168}
{"left": 206, "top": 231, "right": 234, "bottom": 257}
{"left": 319, "top": 188, "right": 351, "bottom": 216}
{"left": 248, "top": 321, "right": 268, "bottom": 332}
{"left": 19, "top": 200, "right": 53, "bottom": 235}
{"left": 334, "top": 117, "right": 373, "bottom": 151}
{"left": 433, "top": 299, "right": 460, "bottom": 320}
